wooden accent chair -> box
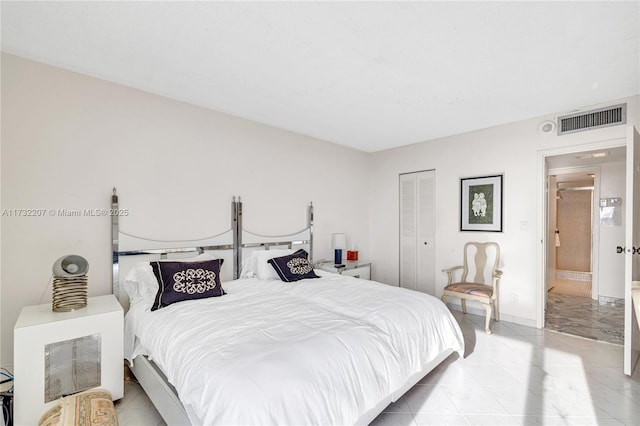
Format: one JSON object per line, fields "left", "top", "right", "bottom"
{"left": 441, "top": 242, "right": 502, "bottom": 334}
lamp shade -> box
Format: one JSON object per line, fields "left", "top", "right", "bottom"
{"left": 331, "top": 233, "right": 346, "bottom": 250}
{"left": 52, "top": 255, "right": 89, "bottom": 277}
{"left": 52, "top": 255, "right": 89, "bottom": 312}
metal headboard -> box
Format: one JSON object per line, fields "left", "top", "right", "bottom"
{"left": 239, "top": 202, "right": 314, "bottom": 266}
{"left": 111, "top": 189, "right": 314, "bottom": 302}
{"left": 111, "top": 188, "right": 240, "bottom": 302}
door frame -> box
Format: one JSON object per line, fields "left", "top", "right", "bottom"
{"left": 536, "top": 138, "right": 626, "bottom": 329}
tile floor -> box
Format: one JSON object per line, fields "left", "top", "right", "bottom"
{"left": 116, "top": 310, "right": 640, "bottom": 425}
{"left": 114, "top": 378, "right": 166, "bottom": 426}
{"left": 545, "top": 292, "right": 625, "bottom": 346}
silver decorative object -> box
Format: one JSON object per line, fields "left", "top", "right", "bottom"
{"left": 52, "top": 255, "right": 89, "bottom": 312}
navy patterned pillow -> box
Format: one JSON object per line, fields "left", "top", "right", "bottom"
{"left": 267, "top": 249, "right": 319, "bottom": 282}
{"left": 150, "top": 258, "right": 225, "bottom": 311}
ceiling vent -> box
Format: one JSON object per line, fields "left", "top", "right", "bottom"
{"left": 557, "top": 103, "right": 626, "bottom": 135}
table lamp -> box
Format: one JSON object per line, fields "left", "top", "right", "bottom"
{"left": 331, "top": 233, "right": 346, "bottom": 265}
{"left": 52, "top": 255, "right": 89, "bottom": 312}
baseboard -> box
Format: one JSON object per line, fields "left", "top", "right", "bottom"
{"left": 445, "top": 302, "right": 537, "bottom": 328}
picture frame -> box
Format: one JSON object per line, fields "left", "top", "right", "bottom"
{"left": 460, "top": 174, "right": 503, "bottom": 232}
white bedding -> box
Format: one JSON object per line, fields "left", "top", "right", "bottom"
{"left": 124, "top": 271, "right": 464, "bottom": 425}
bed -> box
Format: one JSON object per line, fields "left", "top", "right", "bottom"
{"left": 113, "top": 191, "right": 465, "bottom": 425}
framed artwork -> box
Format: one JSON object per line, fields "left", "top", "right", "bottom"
{"left": 460, "top": 174, "right": 503, "bottom": 232}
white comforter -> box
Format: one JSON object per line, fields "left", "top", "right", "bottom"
{"left": 125, "top": 272, "right": 464, "bottom": 425}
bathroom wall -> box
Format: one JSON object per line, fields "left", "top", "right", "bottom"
{"left": 556, "top": 187, "right": 593, "bottom": 272}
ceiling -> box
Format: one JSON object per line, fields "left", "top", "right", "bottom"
{"left": 2, "top": 1, "right": 639, "bottom": 153}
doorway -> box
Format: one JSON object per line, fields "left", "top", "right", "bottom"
{"left": 549, "top": 170, "right": 596, "bottom": 298}
{"left": 543, "top": 148, "right": 626, "bottom": 345}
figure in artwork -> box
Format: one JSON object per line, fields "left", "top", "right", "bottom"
{"left": 471, "top": 193, "right": 481, "bottom": 216}
{"left": 478, "top": 192, "right": 487, "bottom": 217}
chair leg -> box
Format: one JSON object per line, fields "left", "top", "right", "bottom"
{"left": 493, "top": 298, "right": 500, "bottom": 322}
{"left": 461, "top": 298, "right": 467, "bottom": 314}
{"left": 483, "top": 303, "right": 493, "bottom": 334}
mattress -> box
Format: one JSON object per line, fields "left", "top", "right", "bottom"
{"left": 124, "top": 271, "right": 464, "bottom": 425}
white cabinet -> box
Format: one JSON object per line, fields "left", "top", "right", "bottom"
{"left": 14, "top": 295, "right": 123, "bottom": 426}
{"left": 400, "top": 170, "right": 436, "bottom": 295}
{"left": 318, "top": 262, "right": 371, "bottom": 280}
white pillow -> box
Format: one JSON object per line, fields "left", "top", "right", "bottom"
{"left": 240, "top": 250, "right": 295, "bottom": 279}
{"left": 256, "top": 249, "right": 295, "bottom": 280}
{"left": 122, "top": 267, "right": 144, "bottom": 304}
{"left": 239, "top": 252, "right": 259, "bottom": 278}
{"left": 123, "top": 253, "right": 217, "bottom": 306}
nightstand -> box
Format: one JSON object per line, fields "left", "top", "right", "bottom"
{"left": 13, "top": 294, "right": 123, "bottom": 426}
{"left": 317, "top": 261, "right": 371, "bottom": 280}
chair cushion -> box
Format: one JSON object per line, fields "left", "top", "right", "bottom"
{"left": 444, "top": 282, "right": 493, "bottom": 298}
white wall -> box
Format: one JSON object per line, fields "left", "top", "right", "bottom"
{"left": 368, "top": 96, "right": 639, "bottom": 325}
{"left": 2, "top": 53, "right": 638, "bottom": 366}
{"left": 599, "top": 161, "right": 626, "bottom": 299}
{"left": 0, "top": 54, "right": 3, "bottom": 372}
{"left": 0, "top": 54, "right": 370, "bottom": 364}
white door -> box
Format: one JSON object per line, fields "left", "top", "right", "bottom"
{"left": 400, "top": 170, "right": 435, "bottom": 295}
{"left": 400, "top": 174, "right": 417, "bottom": 291}
{"left": 624, "top": 125, "right": 640, "bottom": 375}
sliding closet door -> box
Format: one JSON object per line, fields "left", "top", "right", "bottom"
{"left": 400, "top": 170, "right": 435, "bottom": 295}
